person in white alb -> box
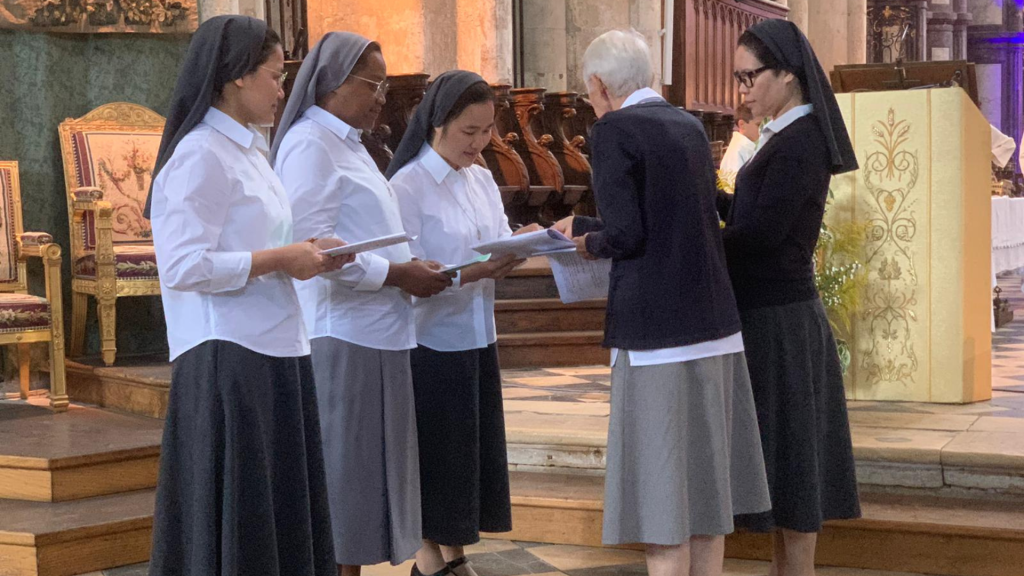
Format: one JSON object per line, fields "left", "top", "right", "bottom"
{"left": 718, "top": 102, "right": 761, "bottom": 187}
{"left": 270, "top": 32, "right": 453, "bottom": 576}
{"left": 552, "top": 30, "right": 770, "bottom": 576}
{"left": 144, "top": 16, "right": 349, "bottom": 576}
{"left": 386, "top": 71, "right": 539, "bottom": 576}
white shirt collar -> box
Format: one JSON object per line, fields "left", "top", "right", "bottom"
{"left": 620, "top": 87, "right": 664, "bottom": 109}
{"left": 417, "top": 143, "right": 456, "bottom": 185}
{"left": 730, "top": 131, "right": 755, "bottom": 148}
{"left": 761, "top": 104, "right": 814, "bottom": 137}
{"left": 304, "top": 105, "right": 359, "bottom": 142}
{"left": 203, "top": 107, "right": 268, "bottom": 152}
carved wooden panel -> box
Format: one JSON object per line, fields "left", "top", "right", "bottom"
{"left": 542, "top": 92, "right": 591, "bottom": 211}
{"left": 510, "top": 88, "right": 565, "bottom": 221}
{"left": 669, "top": 0, "right": 787, "bottom": 113}
{"left": 482, "top": 84, "right": 531, "bottom": 211}
{"left": 379, "top": 74, "right": 430, "bottom": 154}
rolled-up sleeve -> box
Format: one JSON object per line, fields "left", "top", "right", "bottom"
{"left": 151, "top": 144, "right": 251, "bottom": 293}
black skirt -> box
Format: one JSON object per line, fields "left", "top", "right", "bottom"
{"left": 733, "top": 299, "right": 861, "bottom": 533}
{"left": 410, "top": 343, "right": 512, "bottom": 546}
{"left": 149, "top": 340, "right": 336, "bottom": 576}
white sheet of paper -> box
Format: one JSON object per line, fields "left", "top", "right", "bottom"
{"left": 319, "top": 232, "right": 412, "bottom": 256}
{"left": 440, "top": 253, "right": 492, "bottom": 273}
{"left": 471, "top": 229, "right": 574, "bottom": 258}
{"left": 545, "top": 250, "right": 611, "bottom": 304}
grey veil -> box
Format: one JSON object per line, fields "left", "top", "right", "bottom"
{"left": 269, "top": 31, "right": 375, "bottom": 164}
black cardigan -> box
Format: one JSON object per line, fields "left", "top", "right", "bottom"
{"left": 574, "top": 101, "right": 741, "bottom": 350}
{"left": 717, "top": 114, "right": 831, "bottom": 312}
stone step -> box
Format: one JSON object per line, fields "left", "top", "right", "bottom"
{"left": 497, "top": 331, "right": 607, "bottom": 369}
{"left": 495, "top": 298, "right": 606, "bottom": 334}
{"left": 502, "top": 471, "right": 1024, "bottom": 576}
{"left": 0, "top": 489, "right": 154, "bottom": 576}
{"left": 0, "top": 403, "right": 162, "bottom": 502}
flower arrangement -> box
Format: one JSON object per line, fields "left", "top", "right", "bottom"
{"left": 716, "top": 178, "right": 866, "bottom": 374}
{"left": 814, "top": 192, "right": 867, "bottom": 374}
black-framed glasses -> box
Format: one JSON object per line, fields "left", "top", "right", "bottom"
{"left": 350, "top": 74, "right": 390, "bottom": 98}
{"left": 733, "top": 65, "right": 771, "bottom": 89}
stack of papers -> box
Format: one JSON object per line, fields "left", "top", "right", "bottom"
{"left": 471, "top": 229, "right": 575, "bottom": 258}
{"left": 545, "top": 250, "right": 612, "bottom": 303}
{"left": 318, "top": 232, "right": 412, "bottom": 256}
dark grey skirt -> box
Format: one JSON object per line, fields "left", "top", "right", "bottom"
{"left": 310, "top": 337, "right": 421, "bottom": 566}
{"left": 734, "top": 298, "right": 861, "bottom": 533}
{"left": 410, "top": 343, "right": 512, "bottom": 546}
{"left": 149, "top": 340, "right": 336, "bottom": 576}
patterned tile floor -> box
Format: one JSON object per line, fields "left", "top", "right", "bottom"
{"left": 88, "top": 539, "right": 935, "bottom": 576}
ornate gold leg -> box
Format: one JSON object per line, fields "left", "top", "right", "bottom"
{"left": 70, "top": 291, "right": 88, "bottom": 357}
{"left": 44, "top": 244, "right": 69, "bottom": 412}
{"left": 18, "top": 342, "right": 30, "bottom": 400}
{"left": 97, "top": 297, "right": 116, "bottom": 366}
{"left": 95, "top": 204, "right": 117, "bottom": 366}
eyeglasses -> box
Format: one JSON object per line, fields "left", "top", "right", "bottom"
{"left": 733, "top": 65, "right": 771, "bottom": 89}
{"left": 260, "top": 65, "right": 289, "bottom": 87}
{"left": 349, "top": 74, "right": 390, "bottom": 98}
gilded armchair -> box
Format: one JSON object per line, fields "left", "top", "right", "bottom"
{"left": 0, "top": 162, "right": 69, "bottom": 411}
{"left": 58, "top": 103, "right": 162, "bottom": 366}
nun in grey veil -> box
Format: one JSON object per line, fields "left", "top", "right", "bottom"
{"left": 273, "top": 31, "right": 449, "bottom": 573}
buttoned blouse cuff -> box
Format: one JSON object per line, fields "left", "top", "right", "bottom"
{"left": 354, "top": 254, "right": 391, "bottom": 292}
{"left": 212, "top": 252, "right": 252, "bottom": 293}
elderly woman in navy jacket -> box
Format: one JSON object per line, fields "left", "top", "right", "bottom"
{"left": 554, "top": 29, "right": 769, "bottom": 576}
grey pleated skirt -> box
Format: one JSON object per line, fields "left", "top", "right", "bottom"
{"left": 311, "top": 337, "right": 422, "bottom": 566}
{"left": 602, "top": 350, "right": 771, "bottom": 546}
{"left": 149, "top": 340, "right": 336, "bottom": 576}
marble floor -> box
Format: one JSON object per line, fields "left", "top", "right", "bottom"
{"left": 84, "top": 539, "right": 938, "bottom": 576}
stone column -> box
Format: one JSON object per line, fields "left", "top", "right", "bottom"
{"left": 565, "top": 0, "right": 630, "bottom": 93}
{"left": 807, "top": 0, "right": 849, "bottom": 75}
{"left": 200, "top": 0, "right": 263, "bottom": 20}
{"left": 789, "top": 0, "right": 809, "bottom": 34}
{"left": 456, "top": 0, "right": 514, "bottom": 83}
{"left": 847, "top": 0, "right": 867, "bottom": 64}
{"left": 927, "top": 0, "right": 956, "bottom": 61}
{"left": 630, "top": 0, "right": 663, "bottom": 88}
{"left": 522, "top": 0, "right": 569, "bottom": 90}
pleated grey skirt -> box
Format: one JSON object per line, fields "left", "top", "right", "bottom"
{"left": 733, "top": 298, "right": 861, "bottom": 533}
{"left": 603, "top": 350, "right": 771, "bottom": 546}
{"left": 149, "top": 340, "right": 336, "bottom": 576}
{"left": 310, "top": 337, "right": 421, "bottom": 566}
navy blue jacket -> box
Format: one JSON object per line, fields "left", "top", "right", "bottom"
{"left": 574, "top": 101, "right": 742, "bottom": 350}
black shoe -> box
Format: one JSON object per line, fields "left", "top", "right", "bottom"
{"left": 446, "top": 557, "right": 470, "bottom": 576}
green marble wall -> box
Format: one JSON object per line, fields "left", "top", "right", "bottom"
{"left": 0, "top": 31, "right": 190, "bottom": 358}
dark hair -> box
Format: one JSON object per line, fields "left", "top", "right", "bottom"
{"left": 246, "top": 26, "right": 283, "bottom": 75}
{"left": 351, "top": 42, "right": 383, "bottom": 75}
{"left": 738, "top": 30, "right": 808, "bottom": 102}
{"left": 435, "top": 81, "right": 495, "bottom": 136}
{"left": 734, "top": 102, "right": 753, "bottom": 124}
{"left": 215, "top": 26, "right": 282, "bottom": 98}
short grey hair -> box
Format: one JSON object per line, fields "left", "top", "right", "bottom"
{"left": 582, "top": 29, "right": 653, "bottom": 98}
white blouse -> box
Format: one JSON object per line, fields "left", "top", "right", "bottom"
{"left": 150, "top": 107, "right": 308, "bottom": 361}
{"left": 391, "top": 144, "right": 513, "bottom": 352}
{"left": 275, "top": 106, "right": 416, "bottom": 351}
